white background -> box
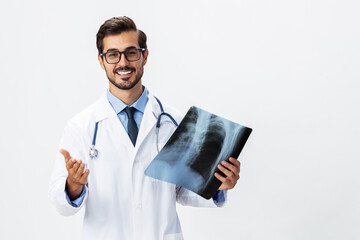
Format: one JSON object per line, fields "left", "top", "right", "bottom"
{"left": 0, "top": 0, "right": 359, "bottom": 239}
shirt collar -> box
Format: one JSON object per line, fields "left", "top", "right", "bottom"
{"left": 107, "top": 86, "right": 149, "bottom": 114}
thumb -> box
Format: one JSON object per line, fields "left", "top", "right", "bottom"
{"left": 60, "top": 149, "right": 71, "bottom": 161}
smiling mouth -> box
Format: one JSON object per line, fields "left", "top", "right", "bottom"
{"left": 116, "top": 70, "right": 132, "bottom": 75}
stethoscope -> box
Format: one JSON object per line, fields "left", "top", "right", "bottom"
{"left": 89, "top": 96, "right": 178, "bottom": 158}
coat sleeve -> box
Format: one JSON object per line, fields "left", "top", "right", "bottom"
{"left": 176, "top": 186, "right": 227, "bottom": 208}
{"left": 48, "top": 122, "right": 89, "bottom": 216}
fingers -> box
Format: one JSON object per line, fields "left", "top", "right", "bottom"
{"left": 66, "top": 159, "right": 75, "bottom": 169}
{"left": 214, "top": 172, "right": 233, "bottom": 191}
{"left": 68, "top": 160, "right": 83, "bottom": 177}
{"left": 229, "top": 157, "right": 241, "bottom": 169}
{"left": 217, "top": 163, "right": 233, "bottom": 178}
{"left": 60, "top": 149, "right": 71, "bottom": 162}
{"left": 65, "top": 158, "right": 77, "bottom": 171}
{"left": 214, "top": 157, "right": 241, "bottom": 190}
{"left": 72, "top": 160, "right": 81, "bottom": 173}
{"left": 61, "top": 149, "right": 83, "bottom": 172}
{"left": 218, "top": 158, "right": 240, "bottom": 179}
{"left": 220, "top": 161, "right": 239, "bottom": 176}
{"left": 60, "top": 149, "right": 81, "bottom": 172}
{"left": 76, "top": 162, "right": 85, "bottom": 175}
{"left": 214, "top": 172, "right": 226, "bottom": 182}
{"left": 62, "top": 153, "right": 89, "bottom": 185}
{"left": 81, "top": 169, "right": 90, "bottom": 183}
{"left": 60, "top": 148, "right": 89, "bottom": 188}
{"left": 67, "top": 161, "right": 89, "bottom": 185}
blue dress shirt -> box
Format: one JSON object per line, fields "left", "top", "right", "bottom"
{"left": 106, "top": 87, "right": 149, "bottom": 131}
{"left": 65, "top": 87, "right": 224, "bottom": 206}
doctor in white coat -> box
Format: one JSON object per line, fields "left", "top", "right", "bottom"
{"left": 49, "top": 16, "right": 241, "bottom": 240}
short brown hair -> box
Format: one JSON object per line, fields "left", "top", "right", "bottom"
{"left": 96, "top": 16, "right": 147, "bottom": 54}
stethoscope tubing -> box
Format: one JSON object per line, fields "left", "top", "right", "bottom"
{"left": 89, "top": 96, "right": 178, "bottom": 158}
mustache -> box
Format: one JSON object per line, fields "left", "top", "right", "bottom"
{"left": 114, "top": 66, "right": 135, "bottom": 72}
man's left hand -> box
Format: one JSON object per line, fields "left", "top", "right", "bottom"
{"left": 214, "top": 157, "right": 241, "bottom": 190}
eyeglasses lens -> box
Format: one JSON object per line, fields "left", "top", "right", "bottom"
{"left": 105, "top": 49, "right": 141, "bottom": 64}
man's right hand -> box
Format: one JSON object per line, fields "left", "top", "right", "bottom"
{"left": 60, "top": 149, "right": 90, "bottom": 201}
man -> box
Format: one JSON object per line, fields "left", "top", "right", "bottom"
{"left": 49, "top": 16, "right": 241, "bottom": 240}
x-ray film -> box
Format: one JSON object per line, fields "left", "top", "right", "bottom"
{"left": 144, "top": 106, "right": 252, "bottom": 199}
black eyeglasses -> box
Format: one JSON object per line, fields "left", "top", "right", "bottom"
{"left": 100, "top": 48, "right": 146, "bottom": 64}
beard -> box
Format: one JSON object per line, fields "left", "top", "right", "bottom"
{"left": 106, "top": 65, "right": 144, "bottom": 90}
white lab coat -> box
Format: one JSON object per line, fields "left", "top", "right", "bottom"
{"left": 49, "top": 91, "right": 227, "bottom": 240}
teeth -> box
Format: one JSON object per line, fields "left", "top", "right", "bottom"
{"left": 117, "top": 71, "right": 132, "bottom": 75}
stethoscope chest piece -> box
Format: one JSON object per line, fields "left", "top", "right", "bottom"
{"left": 89, "top": 145, "right": 98, "bottom": 158}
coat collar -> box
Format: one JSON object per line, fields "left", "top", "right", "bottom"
{"left": 94, "top": 91, "right": 115, "bottom": 123}
{"left": 106, "top": 88, "right": 149, "bottom": 114}
{"left": 93, "top": 90, "right": 163, "bottom": 152}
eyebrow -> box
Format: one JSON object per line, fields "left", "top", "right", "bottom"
{"left": 105, "top": 46, "right": 137, "bottom": 52}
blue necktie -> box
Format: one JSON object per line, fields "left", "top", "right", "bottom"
{"left": 125, "top": 107, "right": 138, "bottom": 146}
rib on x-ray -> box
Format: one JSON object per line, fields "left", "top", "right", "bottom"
{"left": 144, "top": 106, "right": 252, "bottom": 199}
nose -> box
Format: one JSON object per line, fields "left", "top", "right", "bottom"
{"left": 117, "top": 53, "right": 129, "bottom": 67}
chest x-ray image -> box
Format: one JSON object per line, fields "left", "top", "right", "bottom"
{"left": 145, "top": 106, "right": 252, "bottom": 199}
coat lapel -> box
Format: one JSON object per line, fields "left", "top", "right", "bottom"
{"left": 94, "top": 91, "right": 135, "bottom": 155}
{"left": 94, "top": 91, "right": 162, "bottom": 158}
{"left": 134, "top": 93, "right": 160, "bottom": 153}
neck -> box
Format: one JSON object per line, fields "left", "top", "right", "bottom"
{"left": 109, "top": 82, "right": 143, "bottom": 105}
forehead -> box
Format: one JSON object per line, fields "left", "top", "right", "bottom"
{"left": 102, "top": 31, "right": 139, "bottom": 52}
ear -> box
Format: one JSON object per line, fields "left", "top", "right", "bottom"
{"left": 98, "top": 54, "right": 105, "bottom": 70}
{"left": 143, "top": 49, "right": 149, "bottom": 66}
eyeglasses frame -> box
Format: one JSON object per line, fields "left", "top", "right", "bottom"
{"left": 100, "top": 48, "right": 147, "bottom": 64}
